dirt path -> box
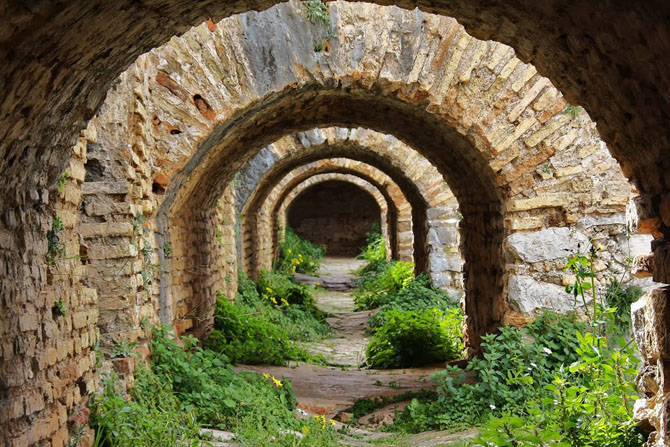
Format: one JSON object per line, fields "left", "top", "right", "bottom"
{"left": 235, "top": 257, "right": 475, "bottom": 446}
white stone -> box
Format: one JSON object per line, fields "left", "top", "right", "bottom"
{"left": 505, "top": 227, "right": 589, "bottom": 263}
{"left": 507, "top": 275, "right": 586, "bottom": 314}
{"left": 629, "top": 234, "right": 653, "bottom": 257}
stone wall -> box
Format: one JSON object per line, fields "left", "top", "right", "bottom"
{"left": 287, "top": 180, "right": 381, "bottom": 256}
{"left": 276, "top": 173, "right": 392, "bottom": 261}
{"left": 0, "top": 2, "right": 661, "bottom": 444}
{"left": 243, "top": 157, "right": 415, "bottom": 276}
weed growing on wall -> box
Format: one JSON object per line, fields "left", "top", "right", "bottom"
{"left": 46, "top": 216, "right": 65, "bottom": 265}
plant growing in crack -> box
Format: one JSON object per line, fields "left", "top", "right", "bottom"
{"left": 53, "top": 300, "right": 67, "bottom": 317}
{"left": 46, "top": 216, "right": 66, "bottom": 265}
{"left": 57, "top": 171, "right": 69, "bottom": 193}
{"left": 300, "top": 0, "right": 336, "bottom": 52}
{"left": 132, "top": 212, "right": 156, "bottom": 291}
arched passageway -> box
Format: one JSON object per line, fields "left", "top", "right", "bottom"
{"left": 275, "top": 173, "right": 394, "bottom": 262}
{"left": 2, "top": 2, "right": 665, "bottom": 445}
{"left": 287, "top": 180, "right": 382, "bottom": 257}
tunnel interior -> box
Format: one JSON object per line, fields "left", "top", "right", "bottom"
{"left": 287, "top": 180, "right": 382, "bottom": 257}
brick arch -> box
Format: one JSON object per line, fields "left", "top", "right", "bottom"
{"left": 249, "top": 159, "right": 413, "bottom": 272}
{"left": 237, "top": 144, "right": 462, "bottom": 294}
{"left": 276, "top": 173, "right": 392, "bottom": 261}
{"left": 58, "top": 2, "right": 632, "bottom": 355}
{"left": 1, "top": 1, "right": 666, "bottom": 445}
{"left": 142, "top": 4, "right": 633, "bottom": 354}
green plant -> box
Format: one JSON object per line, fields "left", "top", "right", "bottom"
{"left": 206, "top": 273, "right": 330, "bottom": 365}
{"left": 206, "top": 295, "right": 308, "bottom": 365}
{"left": 367, "top": 275, "right": 454, "bottom": 330}
{"left": 365, "top": 308, "right": 463, "bottom": 369}
{"left": 275, "top": 227, "right": 326, "bottom": 275}
{"left": 110, "top": 339, "right": 138, "bottom": 358}
{"left": 302, "top": 0, "right": 330, "bottom": 26}
{"left": 53, "top": 300, "right": 67, "bottom": 317}
{"left": 471, "top": 332, "right": 644, "bottom": 447}
{"left": 46, "top": 216, "right": 65, "bottom": 264}
{"left": 605, "top": 279, "right": 644, "bottom": 337}
{"left": 90, "top": 371, "right": 204, "bottom": 447}
{"left": 392, "top": 311, "right": 586, "bottom": 433}
{"left": 162, "top": 241, "right": 172, "bottom": 258}
{"left": 564, "top": 104, "right": 583, "bottom": 120}
{"left": 57, "top": 171, "right": 69, "bottom": 193}
{"left": 356, "top": 224, "right": 387, "bottom": 273}
{"left": 258, "top": 270, "right": 315, "bottom": 307}
{"left": 354, "top": 260, "right": 414, "bottom": 310}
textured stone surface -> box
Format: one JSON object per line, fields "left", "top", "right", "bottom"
{"left": 0, "top": 2, "right": 655, "bottom": 444}
{"left": 507, "top": 275, "right": 582, "bottom": 314}
{"left": 505, "top": 227, "right": 589, "bottom": 263}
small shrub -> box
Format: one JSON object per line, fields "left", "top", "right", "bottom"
{"left": 257, "top": 270, "right": 314, "bottom": 307}
{"left": 605, "top": 279, "right": 644, "bottom": 336}
{"left": 354, "top": 260, "right": 414, "bottom": 310}
{"left": 205, "top": 273, "right": 330, "bottom": 364}
{"left": 205, "top": 295, "right": 307, "bottom": 365}
{"left": 356, "top": 224, "right": 387, "bottom": 273}
{"left": 367, "top": 275, "right": 454, "bottom": 330}
{"left": 275, "top": 227, "right": 326, "bottom": 275}
{"left": 366, "top": 308, "right": 463, "bottom": 369}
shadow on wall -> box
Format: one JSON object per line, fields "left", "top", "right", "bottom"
{"left": 287, "top": 180, "right": 381, "bottom": 256}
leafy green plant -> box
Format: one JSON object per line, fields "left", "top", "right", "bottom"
{"left": 471, "top": 332, "right": 644, "bottom": 447}
{"left": 605, "top": 279, "right": 644, "bottom": 336}
{"left": 275, "top": 227, "right": 326, "bottom": 275}
{"left": 57, "top": 171, "right": 69, "bottom": 193}
{"left": 205, "top": 272, "right": 330, "bottom": 365}
{"left": 367, "top": 275, "right": 454, "bottom": 330}
{"left": 354, "top": 260, "right": 414, "bottom": 310}
{"left": 257, "top": 270, "right": 315, "bottom": 307}
{"left": 46, "top": 216, "right": 66, "bottom": 265}
{"left": 110, "top": 339, "right": 138, "bottom": 359}
{"left": 90, "top": 371, "right": 204, "bottom": 447}
{"left": 356, "top": 224, "right": 387, "bottom": 274}
{"left": 392, "top": 311, "right": 587, "bottom": 433}
{"left": 206, "top": 295, "right": 308, "bottom": 365}
{"left": 52, "top": 300, "right": 67, "bottom": 317}
{"left": 366, "top": 308, "right": 463, "bottom": 369}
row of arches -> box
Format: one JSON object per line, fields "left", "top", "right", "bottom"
{"left": 0, "top": 1, "right": 665, "bottom": 445}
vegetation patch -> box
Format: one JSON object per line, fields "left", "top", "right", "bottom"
{"left": 275, "top": 226, "right": 326, "bottom": 275}
{"left": 90, "top": 326, "right": 340, "bottom": 446}
{"left": 205, "top": 272, "right": 331, "bottom": 365}
{"left": 354, "top": 227, "right": 463, "bottom": 369}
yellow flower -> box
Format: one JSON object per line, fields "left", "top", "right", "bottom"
{"left": 272, "top": 376, "right": 282, "bottom": 387}
{"left": 301, "top": 426, "right": 310, "bottom": 435}
{"left": 330, "top": 419, "right": 336, "bottom": 426}
{"left": 263, "top": 373, "right": 270, "bottom": 379}
{"left": 266, "top": 287, "right": 272, "bottom": 292}
{"left": 281, "top": 298, "right": 289, "bottom": 306}
{"left": 270, "top": 297, "right": 278, "bottom": 305}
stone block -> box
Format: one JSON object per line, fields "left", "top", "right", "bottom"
{"left": 505, "top": 227, "right": 589, "bottom": 262}
{"left": 81, "top": 181, "right": 129, "bottom": 195}
{"left": 507, "top": 274, "right": 583, "bottom": 314}
{"left": 507, "top": 195, "right": 568, "bottom": 212}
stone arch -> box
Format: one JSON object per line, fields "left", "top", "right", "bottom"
{"left": 249, "top": 159, "right": 412, "bottom": 271}
{"left": 59, "top": 2, "right": 632, "bottom": 354}
{"left": 233, "top": 127, "right": 461, "bottom": 291}
{"left": 277, "top": 173, "right": 391, "bottom": 260}
{"left": 2, "top": 2, "right": 667, "bottom": 445}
